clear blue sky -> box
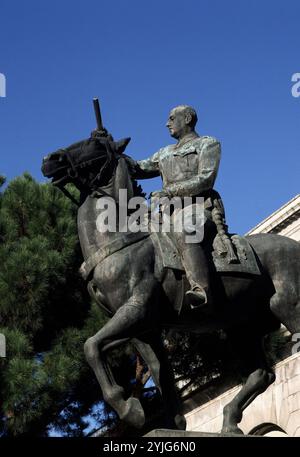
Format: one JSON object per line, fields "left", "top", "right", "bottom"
{"left": 0, "top": 0, "right": 299, "bottom": 234}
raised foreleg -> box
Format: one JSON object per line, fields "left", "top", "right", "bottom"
{"left": 84, "top": 279, "right": 159, "bottom": 428}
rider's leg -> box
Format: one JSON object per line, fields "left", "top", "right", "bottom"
{"left": 181, "top": 242, "right": 211, "bottom": 309}
{"left": 172, "top": 205, "right": 212, "bottom": 310}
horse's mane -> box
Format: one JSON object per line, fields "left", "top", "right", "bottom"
{"left": 118, "top": 153, "right": 145, "bottom": 199}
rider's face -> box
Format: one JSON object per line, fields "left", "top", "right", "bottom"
{"left": 166, "top": 109, "right": 186, "bottom": 139}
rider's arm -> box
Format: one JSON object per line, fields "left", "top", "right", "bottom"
{"left": 130, "top": 150, "right": 161, "bottom": 179}
{"left": 164, "top": 139, "right": 221, "bottom": 197}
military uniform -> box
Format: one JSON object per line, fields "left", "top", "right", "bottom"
{"left": 133, "top": 133, "right": 221, "bottom": 310}
{"left": 136, "top": 133, "right": 221, "bottom": 199}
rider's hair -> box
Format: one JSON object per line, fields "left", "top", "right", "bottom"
{"left": 175, "top": 105, "right": 198, "bottom": 128}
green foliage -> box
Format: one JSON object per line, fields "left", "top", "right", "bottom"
{"left": 165, "top": 329, "right": 238, "bottom": 398}
{"left": 0, "top": 174, "right": 111, "bottom": 436}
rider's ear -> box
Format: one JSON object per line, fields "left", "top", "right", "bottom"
{"left": 185, "top": 112, "right": 192, "bottom": 125}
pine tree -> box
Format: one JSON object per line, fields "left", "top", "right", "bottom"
{"left": 0, "top": 173, "right": 112, "bottom": 436}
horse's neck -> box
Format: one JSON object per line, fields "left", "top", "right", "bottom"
{"left": 113, "top": 156, "right": 134, "bottom": 202}
{"left": 77, "top": 157, "right": 136, "bottom": 260}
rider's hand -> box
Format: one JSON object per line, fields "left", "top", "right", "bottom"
{"left": 91, "top": 128, "right": 114, "bottom": 141}
{"left": 150, "top": 189, "right": 170, "bottom": 201}
{"left": 149, "top": 189, "right": 170, "bottom": 215}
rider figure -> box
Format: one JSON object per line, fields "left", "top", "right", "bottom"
{"left": 130, "top": 105, "right": 222, "bottom": 310}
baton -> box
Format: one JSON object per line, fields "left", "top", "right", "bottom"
{"left": 93, "top": 97, "right": 104, "bottom": 131}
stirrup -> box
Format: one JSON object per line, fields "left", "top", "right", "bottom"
{"left": 185, "top": 287, "right": 208, "bottom": 310}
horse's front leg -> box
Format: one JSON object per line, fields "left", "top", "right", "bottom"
{"left": 84, "top": 282, "right": 154, "bottom": 429}
{"left": 133, "top": 334, "right": 186, "bottom": 430}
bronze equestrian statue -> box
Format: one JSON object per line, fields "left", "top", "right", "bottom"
{"left": 41, "top": 103, "right": 300, "bottom": 434}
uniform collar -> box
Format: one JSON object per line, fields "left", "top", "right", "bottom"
{"left": 174, "top": 132, "right": 199, "bottom": 149}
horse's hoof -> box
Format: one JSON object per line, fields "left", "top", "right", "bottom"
{"left": 175, "top": 414, "right": 187, "bottom": 430}
{"left": 120, "top": 397, "right": 145, "bottom": 429}
{"left": 221, "top": 425, "right": 244, "bottom": 435}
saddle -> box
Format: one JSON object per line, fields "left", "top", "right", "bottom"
{"left": 150, "top": 230, "right": 261, "bottom": 276}
{"left": 149, "top": 189, "right": 261, "bottom": 276}
{"left": 149, "top": 230, "right": 261, "bottom": 315}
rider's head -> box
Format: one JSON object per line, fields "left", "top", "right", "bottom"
{"left": 166, "top": 105, "right": 198, "bottom": 140}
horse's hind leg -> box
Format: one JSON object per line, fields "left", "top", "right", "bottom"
{"left": 84, "top": 299, "right": 149, "bottom": 429}
{"left": 269, "top": 284, "right": 300, "bottom": 335}
{"left": 222, "top": 330, "right": 275, "bottom": 435}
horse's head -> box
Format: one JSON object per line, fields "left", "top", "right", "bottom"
{"left": 41, "top": 135, "right": 131, "bottom": 192}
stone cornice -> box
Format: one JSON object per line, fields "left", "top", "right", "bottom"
{"left": 247, "top": 194, "right": 300, "bottom": 235}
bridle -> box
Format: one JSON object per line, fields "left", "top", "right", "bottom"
{"left": 53, "top": 138, "right": 118, "bottom": 206}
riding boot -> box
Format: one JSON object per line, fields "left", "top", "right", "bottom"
{"left": 180, "top": 244, "right": 211, "bottom": 310}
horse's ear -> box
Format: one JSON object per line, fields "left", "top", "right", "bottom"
{"left": 114, "top": 137, "right": 131, "bottom": 154}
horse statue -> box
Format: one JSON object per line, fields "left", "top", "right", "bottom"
{"left": 41, "top": 133, "right": 300, "bottom": 434}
